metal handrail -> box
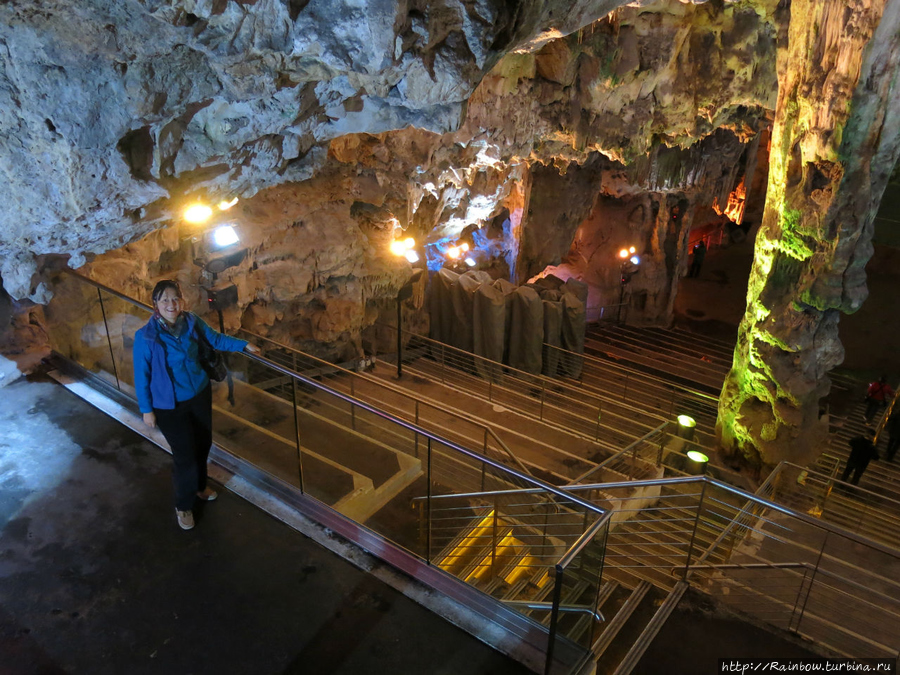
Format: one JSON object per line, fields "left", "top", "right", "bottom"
{"left": 58, "top": 270, "right": 613, "bottom": 675}
{"left": 502, "top": 601, "right": 604, "bottom": 622}
{"left": 419, "top": 474, "right": 900, "bottom": 559}
{"left": 774, "top": 461, "right": 900, "bottom": 510}
{"left": 875, "top": 385, "right": 900, "bottom": 443}
{"left": 236, "top": 327, "right": 533, "bottom": 477}
{"left": 568, "top": 422, "right": 668, "bottom": 485}
{"left": 58, "top": 270, "right": 603, "bottom": 515}
{"left": 379, "top": 321, "right": 669, "bottom": 429}
{"left": 544, "top": 338, "right": 721, "bottom": 406}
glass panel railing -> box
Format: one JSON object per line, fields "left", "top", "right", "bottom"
{"left": 47, "top": 272, "right": 608, "bottom": 675}
{"left": 546, "top": 518, "right": 608, "bottom": 675}
{"left": 44, "top": 273, "right": 120, "bottom": 386}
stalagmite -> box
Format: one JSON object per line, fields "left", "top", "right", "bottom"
{"left": 717, "top": 0, "right": 900, "bottom": 468}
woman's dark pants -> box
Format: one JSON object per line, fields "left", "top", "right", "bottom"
{"left": 154, "top": 385, "right": 213, "bottom": 511}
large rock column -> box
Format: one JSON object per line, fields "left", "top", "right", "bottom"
{"left": 717, "top": 0, "right": 900, "bottom": 468}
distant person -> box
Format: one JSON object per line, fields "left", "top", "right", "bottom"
{"left": 688, "top": 240, "right": 707, "bottom": 278}
{"left": 133, "top": 279, "right": 260, "bottom": 531}
{"left": 841, "top": 428, "right": 879, "bottom": 486}
{"left": 864, "top": 376, "right": 894, "bottom": 423}
{"left": 886, "top": 409, "right": 900, "bottom": 462}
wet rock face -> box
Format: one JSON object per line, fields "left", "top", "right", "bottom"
{"left": 717, "top": 0, "right": 900, "bottom": 468}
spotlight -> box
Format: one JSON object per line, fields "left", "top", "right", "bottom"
{"left": 447, "top": 246, "right": 461, "bottom": 259}
{"left": 629, "top": 246, "right": 636, "bottom": 254}
{"left": 218, "top": 197, "right": 239, "bottom": 211}
{"left": 184, "top": 203, "right": 213, "bottom": 224}
{"left": 212, "top": 224, "right": 240, "bottom": 249}
{"left": 686, "top": 450, "right": 709, "bottom": 476}
{"left": 618, "top": 248, "right": 629, "bottom": 259}
{"left": 460, "top": 242, "right": 469, "bottom": 252}
{"left": 630, "top": 255, "right": 640, "bottom": 265}
{"left": 404, "top": 250, "right": 420, "bottom": 263}
{"left": 464, "top": 257, "right": 476, "bottom": 267}
{"left": 403, "top": 237, "right": 415, "bottom": 250}
{"left": 390, "top": 240, "right": 407, "bottom": 256}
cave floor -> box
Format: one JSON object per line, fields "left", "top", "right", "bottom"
{"left": 0, "top": 375, "right": 531, "bottom": 675}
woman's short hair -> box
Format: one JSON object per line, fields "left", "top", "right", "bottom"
{"left": 151, "top": 279, "right": 183, "bottom": 305}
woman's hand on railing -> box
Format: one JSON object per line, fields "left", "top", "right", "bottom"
{"left": 244, "top": 343, "right": 261, "bottom": 355}
{"left": 143, "top": 412, "right": 156, "bottom": 428}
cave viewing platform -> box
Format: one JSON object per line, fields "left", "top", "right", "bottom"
{"left": 4, "top": 260, "right": 900, "bottom": 674}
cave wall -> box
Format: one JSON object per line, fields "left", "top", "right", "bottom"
{"left": 0, "top": 0, "right": 632, "bottom": 302}
{"left": 8, "top": 0, "right": 900, "bottom": 469}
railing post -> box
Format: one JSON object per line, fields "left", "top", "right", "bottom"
{"left": 481, "top": 450, "right": 487, "bottom": 492}
{"left": 426, "top": 438, "right": 433, "bottom": 564}
{"left": 491, "top": 494, "right": 499, "bottom": 578}
{"left": 97, "top": 289, "right": 121, "bottom": 391}
{"left": 539, "top": 386, "right": 545, "bottom": 421}
{"left": 682, "top": 480, "right": 708, "bottom": 581}
{"left": 414, "top": 401, "right": 420, "bottom": 459}
{"left": 795, "top": 532, "right": 828, "bottom": 633}
{"left": 351, "top": 400, "right": 356, "bottom": 430}
{"left": 789, "top": 567, "right": 810, "bottom": 632}
{"left": 291, "top": 376, "right": 305, "bottom": 494}
{"left": 544, "top": 566, "right": 565, "bottom": 675}
{"left": 657, "top": 425, "right": 667, "bottom": 466}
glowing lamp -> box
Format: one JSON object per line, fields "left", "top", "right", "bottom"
{"left": 464, "top": 257, "right": 476, "bottom": 267}
{"left": 629, "top": 246, "right": 636, "bottom": 254}
{"left": 630, "top": 256, "right": 640, "bottom": 265}
{"left": 184, "top": 203, "right": 213, "bottom": 224}
{"left": 404, "top": 250, "right": 420, "bottom": 263}
{"left": 403, "top": 237, "right": 415, "bottom": 250}
{"left": 390, "top": 240, "right": 407, "bottom": 256}
{"left": 218, "top": 197, "right": 239, "bottom": 211}
{"left": 212, "top": 225, "right": 240, "bottom": 249}
{"left": 460, "top": 243, "right": 469, "bottom": 252}
{"left": 676, "top": 414, "right": 697, "bottom": 442}
{"left": 447, "top": 246, "right": 461, "bottom": 259}
{"left": 618, "top": 248, "right": 629, "bottom": 259}
{"left": 677, "top": 415, "right": 696, "bottom": 428}
{"left": 686, "top": 450, "right": 709, "bottom": 476}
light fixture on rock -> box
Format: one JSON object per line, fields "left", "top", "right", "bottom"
{"left": 193, "top": 223, "right": 247, "bottom": 277}
{"left": 218, "top": 197, "right": 239, "bottom": 211}
{"left": 390, "top": 236, "right": 417, "bottom": 263}
{"left": 184, "top": 203, "right": 213, "bottom": 224}
{"left": 212, "top": 224, "right": 240, "bottom": 249}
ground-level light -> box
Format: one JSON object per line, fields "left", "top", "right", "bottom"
{"left": 686, "top": 450, "right": 709, "bottom": 475}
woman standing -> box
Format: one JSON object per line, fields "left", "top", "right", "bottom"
{"left": 133, "top": 280, "right": 260, "bottom": 530}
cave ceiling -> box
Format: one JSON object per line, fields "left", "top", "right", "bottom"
{"left": 0, "top": 0, "right": 781, "bottom": 302}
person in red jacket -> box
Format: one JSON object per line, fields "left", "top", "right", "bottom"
{"left": 864, "top": 376, "right": 894, "bottom": 423}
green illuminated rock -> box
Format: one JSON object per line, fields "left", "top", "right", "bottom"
{"left": 717, "top": 0, "right": 900, "bottom": 468}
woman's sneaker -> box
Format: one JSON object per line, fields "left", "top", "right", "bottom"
{"left": 176, "top": 509, "right": 195, "bottom": 530}
{"left": 197, "top": 488, "right": 218, "bottom": 502}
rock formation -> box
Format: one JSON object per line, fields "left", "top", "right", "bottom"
{"left": 1, "top": 0, "right": 898, "bottom": 466}
{"left": 717, "top": 0, "right": 900, "bottom": 467}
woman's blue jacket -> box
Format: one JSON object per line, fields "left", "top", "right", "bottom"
{"left": 133, "top": 312, "right": 248, "bottom": 413}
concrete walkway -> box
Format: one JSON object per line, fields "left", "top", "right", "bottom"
{"left": 0, "top": 375, "right": 530, "bottom": 675}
